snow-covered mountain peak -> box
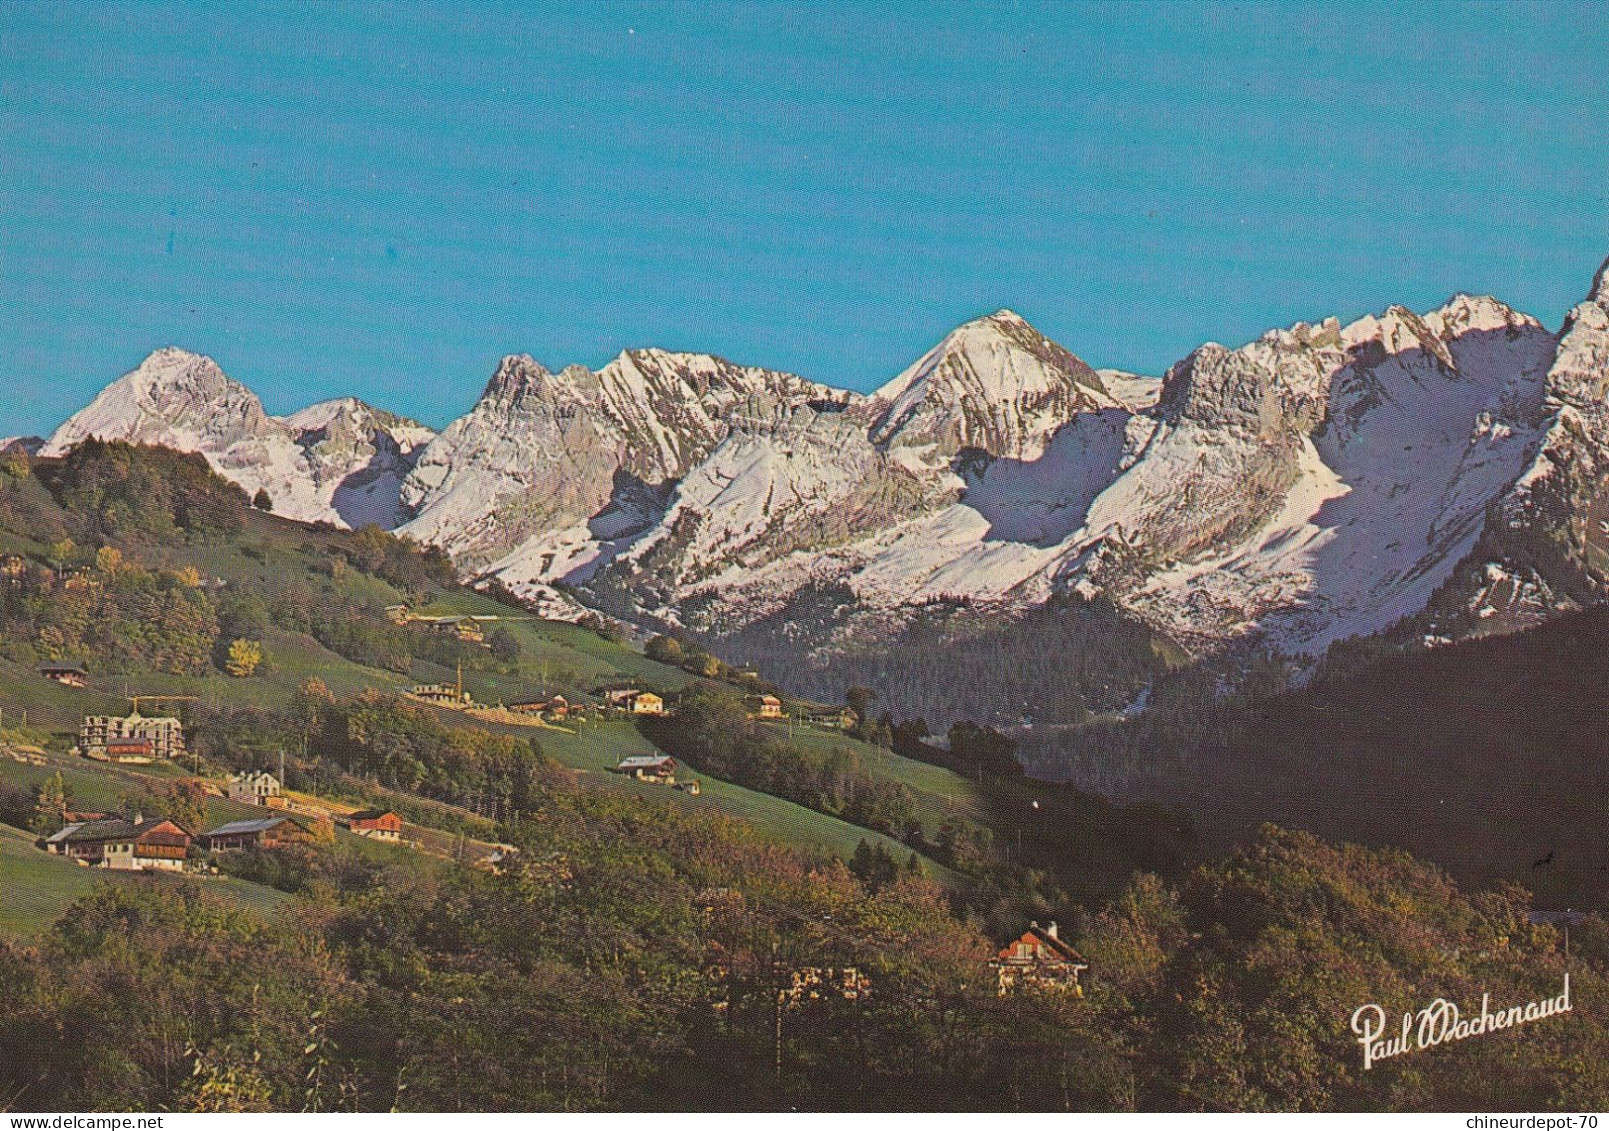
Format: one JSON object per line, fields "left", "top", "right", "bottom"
{"left": 869, "top": 310, "right": 1116, "bottom": 464}
{"left": 1425, "top": 294, "right": 1540, "bottom": 339}
{"left": 41, "top": 347, "right": 277, "bottom": 459}
{"left": 127, "top": 345, "right": 227, "bottom": 388}
{"left": 280, "top": 397, "right": 436, "bottom": 455}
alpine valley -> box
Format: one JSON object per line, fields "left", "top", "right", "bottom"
{"left": 40, "top": 257, "right": 1609, "bottom": 727}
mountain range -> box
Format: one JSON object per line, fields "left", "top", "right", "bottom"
{"left": 37, "top": 256, "right": 1609, "bottom": 718}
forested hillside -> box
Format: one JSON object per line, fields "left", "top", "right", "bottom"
{"left": 1025, "top": 609, "right": 1609, "bottom": 909}
{"left": 1, "top": 822, "right": 1603, "bottom": 1111}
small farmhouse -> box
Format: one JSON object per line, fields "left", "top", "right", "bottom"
{"left": 38, "top": 660, "right": 90, "bottom": 688}
{"left": 227, "top": 770, "right": 282, "bottom": 806}
{"left": 339, "top": 809, "right": 403, "bottom": 841}
{"left": 510, "top": 694, "right": 567, "bottom": 719}
{"left": 613, "top": 754, "right": 677, "bottom": 784}
{"left": 604, "top": 688, "right": 642, "bottom": 705}
{"left": 431, "top": 615, "right": 485, "bottom": 643}
{"left": 200, "top": 814, "right": 312, "bottom": 852}
{"left": 748, "top": 694, "right": 784, "bottom": 720}
{"left": 988, "top": 920, "right": 1088, "bottom": 996}
{"left": 44, "top": 816, "right": 192, "bottom": 872}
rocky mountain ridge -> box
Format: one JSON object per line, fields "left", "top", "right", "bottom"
{"left": 42, "top": 347, "right": 435, "bottom": 528}
{"left": 37, "top": 259, "right": 1609, "bottom": 699}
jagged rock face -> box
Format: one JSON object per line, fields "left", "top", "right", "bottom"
{"left": 1093, "top": 296, "right": 1558, "bottom": 651}
{"left": 41, "top": 348, "right": 434, "bottom": 528}
{"left": 1478, "top": 257, "right": 1609, "bottom": 614}
{"left": 475, "top": 312, "right": 1123, "bottom": 608}
{"left": 37, "top": 263, "right": 1609, "bottom": 668}
{"left": 587, "top": 399, "right": 927, "bottom": 609}
{"left": 399, "top": 349, "right": 847, "bottom": 568}
{"left": 280, "top": 398, "right": 437, "bottom": 528}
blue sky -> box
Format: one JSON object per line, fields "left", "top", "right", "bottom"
{"left": 2, "top": 1, "right": 1606, "bottom": 435}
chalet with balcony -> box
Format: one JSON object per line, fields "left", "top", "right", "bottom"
{"left": 44, "top": 816, "right": 192, "bottom": 872}
{"left": 510, "top": 694, "right": 568, "bottom": 719}
{"left": 200, "top": 814, "right": 313, "bottom": 852}
{"left": 339, "top": 809, "right": 403, "bottom": 841}
{"left": 989, "top": 920, "right": 1088, "bottom": 996}
{"left": 38, "top": 660, "right": 90, "bottom": 688}
{"left": 748, "top": 694, "right": 784, "bottom": 720}
{"left": 613, "top": 754, "right": 677, "bottom": 784}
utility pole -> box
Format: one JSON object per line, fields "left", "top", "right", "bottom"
{"left": 772, "top": 937, "right": 784, "bottom": 1091}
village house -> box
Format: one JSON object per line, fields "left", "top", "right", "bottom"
{"left": 79, "top": 712, "right": 186, "bottom": 761}
{"left": 613, "top": 754, "right": 678, "bottom": 784}
{"left": 339, "top": 808, "right": 403, "bottom": 841}
{"left": 38, "top": 660, "right": 90, "bottom": 688}
{"left": 804, "top": 708, "right": 857, "bottom": 730}
{"left": 988, "top": 921, "right": 1088, "bottom": 996}
{"left": 384, "top": 603, "right": 411, "bottom": 624}
{"left": 747, "top": 694, "right": 784, "bottom": 720}
{"left": 200, "top": 814, "right": 313, "bottom": 852}
{"left": 410, "top": 682, "right": 473, "bottom": 707}
{"left": 628, "top": 691, "right": 665, "bottom": 715}
{"left": 227, "top": 770, "right": 282, "bottom": 806}
{"left": 601, "top": 689, "right": 666, "bottom": 715}
{"left": 430, "top": 615, "right": 485, "bottom": 644}
{"left": 60, "top": 567, "right": 102, "bottom": 593}
{"left": 509, "top": 694, "right": 567, "bottom": 720}
{"left": 44, "top": 816, "right": 192, "bottom": 872}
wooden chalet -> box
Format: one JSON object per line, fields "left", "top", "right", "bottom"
{"left": 613, "top": 754, "right": 677, "bottom": 784}
{"left": 430, "top": 615, "right": 485, "bottom": 643}
{"left": 339, "top": 809, "right": 404, "bottom": 841}
{"left": 38, "top": 660, "right": 90, "bottom": 688}
{"left": 200, "top": 814, "right": 313, "bottom": 852}
{"left": 509, "top": 694, "right": 567, "bottom": 719}
{"left": 44, "top": 816, "right": 192, "bottom": 872}
{"left": 748, "top": 694, "right": 784, "bottom": 720}
{"left": 989, "top": 920, "right": 1088, "bottom": 996}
